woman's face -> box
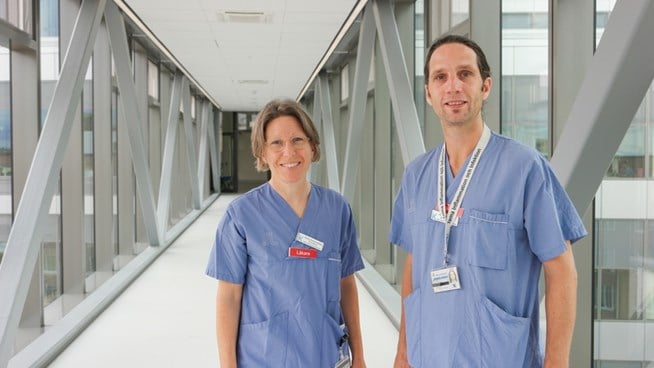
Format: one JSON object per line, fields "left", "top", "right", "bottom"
{"left": 262, "top": 115, "right": 314, "bottom": 187}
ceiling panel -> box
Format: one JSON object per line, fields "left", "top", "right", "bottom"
{"left": 124, "top": 0, "right": 359, "bottom": 111}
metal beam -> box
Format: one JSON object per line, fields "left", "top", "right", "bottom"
{"left": 181, "top": 86, "right": 201, "bottom": 209}
{"left": 550, "top": 0, "right": 654, "bottom": 216}
{"left": 0, "top": 0, "right": 106, "bottom": 366}
{"left": 207, "top": 108, "right": 220, "bottom": 193}
{"left": 105, "top": 1, "right": 160, "bottom": 246}
{"left": 372, "top": 0, "right": 425, "bottom": 166}
{"left": 341, "top": 3, "right": 376, "bottom": 202}
{"left": 197, "top": 101, "right": 209, "bottom": 199}
{"left": 157, "top": 72, "right": 185, "bottom": 239}
{"left": 310, "top": 91, "right": 323, "bottom": 183}
{"left": 317, "top": 73, "right": 340, "bottom": 190}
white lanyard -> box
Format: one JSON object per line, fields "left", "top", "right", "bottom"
{"left": 437, "top": 124, "right": 491, "bottom": 266}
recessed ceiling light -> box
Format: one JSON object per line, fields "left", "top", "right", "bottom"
{"left": 217, "top": 10, "right": 271, "bottom": 24}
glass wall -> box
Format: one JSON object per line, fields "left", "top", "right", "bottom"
{"left": 39, "top": 0, "right": 61, "bottom": 307}
{"left": 0, "top": 0, "right": 33, "bottom": 35}
{"left": 0, "top": 0, "right": 221, "bottom": 359}
{"left": 0, "top": 45, "right": 10, "bottom": 265}
{"left": 594, "top": 1, "right": 653, "bottom": 366}
{"left": 501, "top": 0, "right": 549, "bottom": 156}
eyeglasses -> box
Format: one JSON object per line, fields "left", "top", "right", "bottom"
{"left": 266, "top": 136, "right": 310, "bottom": 152}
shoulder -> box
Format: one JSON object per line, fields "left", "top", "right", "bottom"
{"left": 311, "top": 183, "right": 350, "bottom": 207}
{"left": 403, "top": 146, "right": 441, "bottom": 178}
{"left": 226, "top": 183, "right": 268, "bottom": 214}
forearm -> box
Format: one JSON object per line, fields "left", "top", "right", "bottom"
{"left": 216, "top": 281, "right": 243, "bottom": 368}
{"left": 543, "top": 243, "right": 577, "bottom": 368}
{"left": 340, "top": 274, "right": 366, "bottom": 366}
{"left": 394, "top": 255, "right": 413, "bottom": 368}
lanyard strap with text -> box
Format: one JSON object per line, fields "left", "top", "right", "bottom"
{"left": 437, "top": 124, "right": 491, "bottom": 266}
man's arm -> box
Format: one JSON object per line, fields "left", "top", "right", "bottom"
{"left": 340, "top": 274, "right": 366, "bottom": 367}
{"left": 394, "top": 254, "right": 413, "bottom": 368}
{"left": 216, "top": 280, "right": 243, "bottom": 368}
{"left": 542, "top": 241, "right": 577, "bottom": 368}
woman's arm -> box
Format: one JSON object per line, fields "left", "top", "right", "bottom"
{"left": 216, "top": 280, "right": 243, "bottom": 368}
{"left": 340, "top": 274, "right": 367, "bottom": 368}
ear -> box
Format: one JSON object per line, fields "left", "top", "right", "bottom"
{"left": 481, "top": 77, "right": 492, "bottom": 100}
{"left": 424, "top": 84, "right": 433, "bottom": 106}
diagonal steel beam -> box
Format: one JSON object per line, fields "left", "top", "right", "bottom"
{"left": 373, "top": 0, "right": 425, "bottom": 165}
{"left": 157, "top": 71, "right": 185, "bottom": 239}
{"left": 0, "top": 0, "right": 106, "bottom": 366}
{"left": 341, "top": 3, "right": 376, "bottom": 202}
{"left": 317, "top": 73, "right": 340, "bottom": 190}
{"left": 105, "top": 1, "right": 160, "bottom": 246}
{"left": 181, "top": 86, "right": 201, "bottom": 209}
{"left": 550, "top": 0, "right": 654, "bottom": 215}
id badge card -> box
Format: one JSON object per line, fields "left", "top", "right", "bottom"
{"left": 431, "top": 266, "right": 461, "bottom": 293}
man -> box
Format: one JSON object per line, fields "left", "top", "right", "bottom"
{"left": 390, "top": 34, "right": 587, "bottom": 367}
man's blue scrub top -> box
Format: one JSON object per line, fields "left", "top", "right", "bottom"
{"left": 390, "top": 132, "right": 587, "bottom": 367}
{"left": 207, "top": 183, "right": 364, "bottom": 367}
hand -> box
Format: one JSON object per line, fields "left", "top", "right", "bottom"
{"left": 351, "top": 359, "right": 367, "bottom": 368}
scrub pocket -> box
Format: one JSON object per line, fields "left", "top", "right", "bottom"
{"left": 237, "top": 312, "right": 288, "bottom": 366}
{"left": 465, "top": 209, "right": 509, "bottom": 270}
{"left": 403, "top": 288, "right": 422, "bottom": 367}
{"left": 479, "top": 297, "right": 530, "bottom": 367}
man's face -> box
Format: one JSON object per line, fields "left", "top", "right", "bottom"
{"left": 424, "top": 42, "right": 491, "bottom": 128}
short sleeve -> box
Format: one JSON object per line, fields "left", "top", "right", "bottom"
{"left": 523, "top": 157, "right": 587, "bottom": 262}
{"left": 389, "top": 175, "right": 412, "bottom": 253}
{"left": 340, "top": 203, "right": 365, "bottom": 278}
{"left": 205, "top": 209, "right": 248, "bottom": 284}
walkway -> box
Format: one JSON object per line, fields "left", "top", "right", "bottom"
{"left": 48, "top": 194, "right": 399, "bottom": 367}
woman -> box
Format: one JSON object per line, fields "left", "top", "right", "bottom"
{"left": 206, "top": 99, "right": 367, "bottom": 367}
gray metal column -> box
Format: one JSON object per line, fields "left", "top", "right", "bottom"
{"left": 550, "top": 0, "right": 654, "bottom": 216}
{"left": 181, "top": 86, "right": 201, "bottom": 209}
{"left": 317, "top": 73, "right": 340, "bottom": 190}
{"left": 9, "top": 38, "right": 42, "bottom": 350}
{"left": 550, "top": 1, "right": 595, "bottom": 366}
{"left": 310, "top": 91, "right": 323, "bottom": 183}
{"left": 469, "top": 0, "right": 501, "bottom": 132}
{"left": 197, "top": 101, "right": 209, "bottom": 200}
{"left": 208, "top": 108, "right": 220, "bottom": 194}
{"left": 92, "top": 20, "right": 114, "bottom": 276}
{"left": 0, "top": 0, "right": 106, "bottom": 366}
{"left": 105, "top": 1, "right": 160, "bottom": 246}
{"left": 60, "top": 0, "right": 86, "bottom": 298}
{"left": 157, "top": 71, "right": 185, "bottom": 239}
{"left": 372, "top": 0, "right": 425, "bottom": 166}
{"left": 341, "top": 4, "right": 376, "bottom": 202}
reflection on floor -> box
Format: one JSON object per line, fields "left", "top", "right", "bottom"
{"left": 48, "top": 194, "right": 399, "bottom": 367}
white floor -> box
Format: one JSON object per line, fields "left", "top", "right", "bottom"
{"left": 48, "top": 194, "right": 398, "bottom": 367}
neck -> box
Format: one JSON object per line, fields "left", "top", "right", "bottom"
{"left": 269, "top": 179, "right": 311, "bottom": 217}
{"left": 443, "top": 121, "right": 484, "bottom": 176}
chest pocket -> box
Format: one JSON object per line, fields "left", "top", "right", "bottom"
{"left": 464, "top": 209, "right": 509, "bottom": 270}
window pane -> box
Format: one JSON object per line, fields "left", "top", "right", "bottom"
{"left": 0, "top": 45, "right": 11, "bottom": 266}
{"left": 501, "top": 0, "right": 549, "bottom": 157}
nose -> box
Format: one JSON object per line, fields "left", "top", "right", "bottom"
{"left": 445, "top": 77, "right": 462, "bottom": 92}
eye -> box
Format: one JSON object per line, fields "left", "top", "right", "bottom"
{"left": 268, "top": 140, "right": 283, "bottom": 150}
{"left": 460, "top": 70, "right": 472, "bottom": 78}
{"left": 292, "top": 137, "right": 308, "bottom": 145}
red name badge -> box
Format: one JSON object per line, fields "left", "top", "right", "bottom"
{"left": 288, "top": 247, "right": 318, "bottom": 259}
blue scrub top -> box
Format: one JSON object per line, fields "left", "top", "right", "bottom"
{"left": 207, "top": 183, "right": 364, "bottom": 367}
{"left": 390, "top": 132, "right": 587, "bottom": 368}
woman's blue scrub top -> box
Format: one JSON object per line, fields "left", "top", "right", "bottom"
{"left": 206, "top": 183, "right": 364, "bottom": 367}
{"left": 390, "top": 132, "right": 587, "bottom": 368}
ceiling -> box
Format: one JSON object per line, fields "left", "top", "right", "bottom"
{"left": 122, "top": 0, "right": 361, "bottom": 112}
